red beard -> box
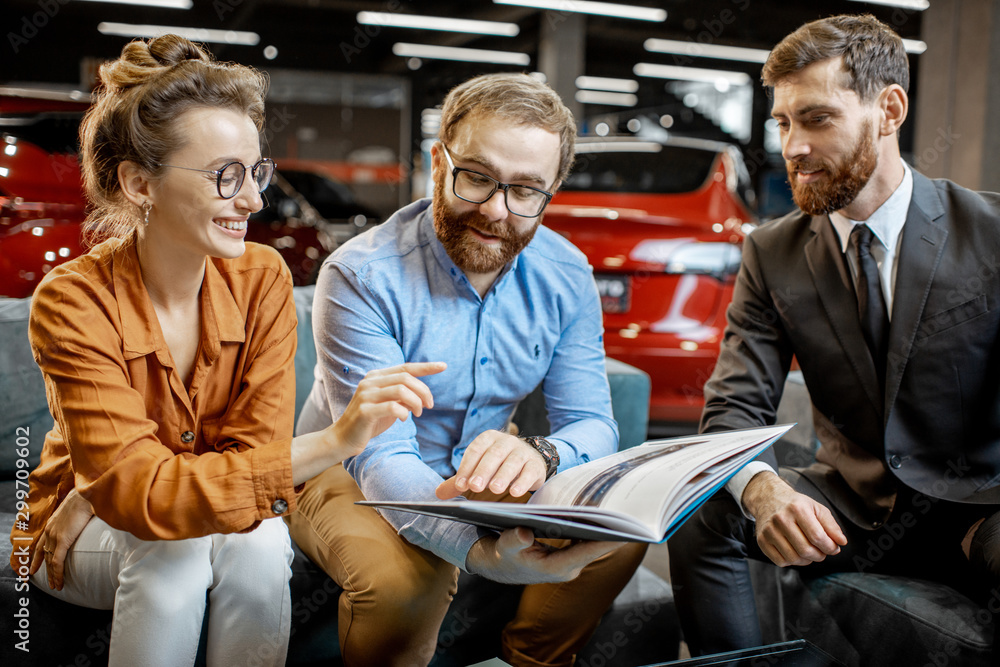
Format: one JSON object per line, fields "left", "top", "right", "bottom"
{"left": 432, "top": 173, "right": 540, "bottom": 274}
{"left": 787, "top": 118, "right": 878, "bottom": 216}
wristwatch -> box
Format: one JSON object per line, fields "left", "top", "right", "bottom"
{"left": 522, "top": 436, "right": 560, "bottom": 480}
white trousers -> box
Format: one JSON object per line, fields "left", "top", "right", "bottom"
{"left": 32, "top": 515, "right": 294, "bottom": 667}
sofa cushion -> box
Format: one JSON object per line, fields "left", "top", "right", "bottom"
{"left": 0, "top": 299, "right": 50, "bottom": 477}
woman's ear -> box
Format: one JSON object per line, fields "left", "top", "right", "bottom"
{"left": 117, "top": 161, "right": 154, "bottom": 208}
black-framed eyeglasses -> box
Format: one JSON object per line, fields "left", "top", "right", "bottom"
{"left": 440, "top": 145, "right": 553, "bottom": 218}
{"left": 157, "top": 158, "right": 275, "bottom": 199}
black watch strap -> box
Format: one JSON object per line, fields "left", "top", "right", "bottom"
{"left": 522, "top": 436, "right": 560, "bottom": 479}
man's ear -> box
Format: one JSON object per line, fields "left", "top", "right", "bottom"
{"left": 429, "top": 142, "right": 443, "bottom": 180}
{"left": 117, "top": 161, "right": 154, "bottom": 208}
{"left": 878, "top": 84, "right": 908, "bottom": 137}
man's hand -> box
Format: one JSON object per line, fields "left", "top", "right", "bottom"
{"left": 435, "top": 430, "right": 546, "bottom": 499}
{"left": 465, "top": 527, "right": 624, "bottom": 584}
{"left": 29, "top": 488, "right": 94, "bottom": 590}
{"left": 742, "top": 471, "right": 847, "bottom": 567}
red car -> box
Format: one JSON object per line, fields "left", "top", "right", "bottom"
{"left": 544, "top": 136, "right": 756, "bottom": 428}
{"left": 0, "top": 88, "right": 366, "bottom": 296}
{"left": 0, "top": 89, "right": 89, "bottom": 298}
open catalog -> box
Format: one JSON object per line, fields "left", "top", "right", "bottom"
{"left": 358, "top": 424, "right": 793, "bottom": 543}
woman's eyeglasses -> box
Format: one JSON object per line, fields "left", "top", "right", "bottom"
{"left": 157, "top": 158, "right": 276, "bottom": 199}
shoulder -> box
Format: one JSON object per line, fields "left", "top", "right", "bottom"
{"left": 922, "top": 174, "right": 1000, "bottom": 220}
{"left": 523, "top": 224, "right": 592, "bottom": 274}
{"left": 742, "top": 208, "right": 813, "bottom": 255}
{"left": 326, "top": 199, "right": 433, "bottom": 277}
{"left": 32, "top": 238, "right": 122, "bottom": 313}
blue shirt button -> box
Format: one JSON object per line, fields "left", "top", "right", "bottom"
{"left": 480, "top": 357, "right": 488, "bottom": 365}
{"left": 471, "top": 408, "right": 478, "bottom": 416}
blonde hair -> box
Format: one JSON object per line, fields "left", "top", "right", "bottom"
{"left": 79, "top": 34, "right": 268, "bottom": 246}
{"left": 438, "top": 73, "right": 576, "bottom": 185}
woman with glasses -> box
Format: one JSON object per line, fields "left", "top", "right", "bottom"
{"left": 12, "top": 35, "right": 443, "bottom": 666}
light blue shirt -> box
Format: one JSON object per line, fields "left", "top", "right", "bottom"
{"left": 726, "top": 159, "right": 914, "bottom": 513}
{"left": 299, "top": 198, "right": 618, "bottom": 568}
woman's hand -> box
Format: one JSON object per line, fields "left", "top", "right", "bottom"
{"left": 29, "top": 488, "right": 95, "bottom": 590}
{"left": 292, "top": 362, "right": 446, "bottom": 484}
{"left": 331, "top": 362, "right": 446, "bottom": 459}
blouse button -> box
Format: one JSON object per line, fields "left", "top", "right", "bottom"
{"left": 181, "top": 431, "right": 195, "bottom": 443}
{"left": 271, "top": 499, "right": 289, "bottom": 515}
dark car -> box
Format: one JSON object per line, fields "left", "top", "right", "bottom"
{"left": 543, "top": 136, "right": 756, "bottom": 428}
{"left": 0, "top": 88, "right": 372, "bottom": 296}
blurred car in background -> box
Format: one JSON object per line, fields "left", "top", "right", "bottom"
{"left": 0, "top": 89, "right": 89, "bottom": 299}
{"left": 249, "top": 161, "right": 381, "bottom": 284}
{"left": 543, "top": 136, "right": 756, "bottom": 430}
{"left": 0, "top": 88, "right": 376, "bottom": 297}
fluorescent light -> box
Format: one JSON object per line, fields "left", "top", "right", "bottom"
{"left": 97, "top": 22, "right": 259, "bottom": 45}
{"left": 392, "top": 42, "right": 530, "bottom": 65}
{"left": 493, "top": 0, "right": 665, "bottom": 22}
{"left": 634, "top": 63, "right": 752, "bottom": 86}
{"left": 576, "top": 141, "right": 662, "bottom": 153}
{"left": 357, "top": 12, "right": 519, "bottom": 36}
{"left": 847, "top": 0, "right": 928, "bottom": 9}
{"left": 576, "top": 75, "right": 639, "bottom": 93}
{"left": 575, "top": 90, "right": 638, "bottom": 106}
{"left": 903, "top": 38, "right": 927, "bottom": 54}
{"left": 645, "top": 38, "right": 770, "bottom": 64}
{"left": 78, "top": 0, "right": 192, "bottom": 7}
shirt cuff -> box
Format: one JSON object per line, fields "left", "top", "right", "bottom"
{"left": 725, "top": 461, "right": 777, "bottom": 521}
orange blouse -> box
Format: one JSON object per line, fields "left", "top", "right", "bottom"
{"left": 10, "top": 238, "right": 300, "bottom": 571}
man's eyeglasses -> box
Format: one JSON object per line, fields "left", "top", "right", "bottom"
{"left": 440, "top": 145, "right": 553, "bottom": 218}
{"left": 157, "top": 158, "right": 276, "bottom": 199}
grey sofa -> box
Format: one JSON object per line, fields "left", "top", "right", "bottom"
{"left": 0, "top": 286, "right": 679, "bottom": 666}
{"left": 751, "top": 373, "right": 996, "bottom": 666}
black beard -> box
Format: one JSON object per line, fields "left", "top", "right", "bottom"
{"left": 432, "top": 174, "right": 539, "bottom": 274}
{"left": 787, "top": 118, "right": 878, "bottom": 216}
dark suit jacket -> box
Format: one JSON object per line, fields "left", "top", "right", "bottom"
{"left": 702, "top": 170, "right": 1000, "bottom": 526}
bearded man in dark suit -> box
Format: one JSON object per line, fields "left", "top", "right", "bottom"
{"left": 668, "top": 13, "right": 1000, "bottom": 656}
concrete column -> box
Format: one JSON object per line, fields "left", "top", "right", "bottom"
{"left": 913, "top": 0, "right": 999, "bottom": 191}
{"left": 538, "top": 11, "right": 584, "bottom": 122}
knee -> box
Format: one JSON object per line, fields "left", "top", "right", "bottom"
{"left": 118, "top": 537, "right": 214, "bottom": 612}
{"left": 668, "top": 495, "right": 749, "bottom": 567}
{"left": 349, "top": 556, "right": 457, "bottom": 621}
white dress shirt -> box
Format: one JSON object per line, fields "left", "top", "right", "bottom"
{"left": 725, "top": 160, "right": 914, "bottom": 516}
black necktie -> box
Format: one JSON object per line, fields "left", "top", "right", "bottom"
{"left": 851, "top": 224, "right": 889, "bottom": 395}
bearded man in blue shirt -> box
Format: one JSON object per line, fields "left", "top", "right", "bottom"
{"left": 287, "top": 73, "right": 647, "bottom": 667}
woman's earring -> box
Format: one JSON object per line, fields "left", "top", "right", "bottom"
{"left": 142, "top": 202, "right": 151, "bottom": 226}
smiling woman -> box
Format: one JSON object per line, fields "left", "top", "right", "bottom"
{"left": 11, "top": 34, "right": 444, "bottom": 667}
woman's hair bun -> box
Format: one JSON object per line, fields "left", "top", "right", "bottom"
{"left": 99, "top": 35, "right": 211, "bottom": 90}
{"left": 147, "top": 34, "right": 210, "bottom": 66}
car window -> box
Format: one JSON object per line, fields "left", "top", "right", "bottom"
{"left": 562, "top": 144, "right": 718, "bottom": 194}
{"left": 279, "top": 170, "right": 361, "bottom": 219}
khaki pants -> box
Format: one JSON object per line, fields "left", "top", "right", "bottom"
{"left": 286, "top": 464, "right": 647, "bottom": 667}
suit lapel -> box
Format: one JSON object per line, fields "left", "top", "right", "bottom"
{"left": 805, "top": 214, "right": 884, "bottom": 413}
{"left": 884, "top": 172, "right": 948, "bottom": 419}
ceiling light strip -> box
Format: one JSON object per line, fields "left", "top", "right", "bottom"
{"left": 97, "top": 22, "right": 259, "bottom": 45}
{"left": 79, "top": 0, "right": 192, "bottom": 8}
{"left": 392, "top": 42, "right": 530, "bottom": 65}
{"left": 846, "top": 0, "right": 928, "bottom": 10}
{"left": 575, "top": 75, "right": 639, "bottom": 92}
{"left": 357, "top": 12, "right": 519, "bottom": 36}
{"left": 644, "top": 38, "right": 770, "bottom": 64}
{"left": 575, "top": 90, "right": 638, "bottom": 106}
{"left": 493, "top": 0, "right": 665, "bottom": 22}
{"left": 634, "top": 62, "right": 752, "bottom": 85}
